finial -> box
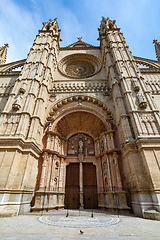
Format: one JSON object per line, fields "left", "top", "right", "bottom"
{"left": 153, "top": 39, "right": 160, "bottom": 61}
{"left": 153, "top": 39, "right": 157, "bottom": 44}
{"left": 0, "top": 43, "right": 9, "bottom": 65}
{"left": 77, "top": 37, "right": 82, "bottom": 41}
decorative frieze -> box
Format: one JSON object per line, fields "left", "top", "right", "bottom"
{"left": 139, "top": 112, "right": 159, "bottom": 135}
{"left": 50, "top": 81, "right": 110, "bottom": 94}
{"left": 144, "top": 75, "right": 160, "bottom": 94}
{"left": 0, "top": 114, "right": 20, "bottom": 136}
{"left": 4, "top": 114, "right": 20, "bottom": 124}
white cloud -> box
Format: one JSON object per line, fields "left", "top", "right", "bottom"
{"left": 0, "top": 0, "right": 40, "bottom": 62}
{"left": 0, "top": 0, "right": 159, "bottom": 63}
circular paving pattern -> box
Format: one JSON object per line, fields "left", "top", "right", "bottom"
{"left": 38, "top": 216, "right": 121, "bottom": 228}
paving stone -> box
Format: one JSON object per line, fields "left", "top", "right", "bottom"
{"left": 0, "top": 210, "right": 160, "bottom": 239}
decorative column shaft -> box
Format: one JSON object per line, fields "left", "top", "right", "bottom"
{"left": 39, "top": 153, "right": 48, "bottom": 188}
{"left": 79, "top": 162, "right": 84, "bottom": 209}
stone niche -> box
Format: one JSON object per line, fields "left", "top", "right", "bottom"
{"left": 32, "top": 131, "right": 66, "bottom": 211}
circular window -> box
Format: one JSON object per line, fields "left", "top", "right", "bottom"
{"left": 58, "top": 54, "right": 101, "bottom": 79}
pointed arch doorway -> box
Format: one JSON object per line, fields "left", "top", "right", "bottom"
{"left": 65, "top": 133, "right": 98, "bottom": 209}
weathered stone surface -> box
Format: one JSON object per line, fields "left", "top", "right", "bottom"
{"left": 0, "top": 207, "right": 17, "bottom": 217}
{"left": 144, "top": 209, "right": 160, "bottom": 221}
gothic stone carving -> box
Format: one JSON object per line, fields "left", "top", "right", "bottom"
{"left": 67, "top": 133, "right": 95, "bottom": 157}
{"left": 12, "top": 94, "right": 23, "bottom": 110}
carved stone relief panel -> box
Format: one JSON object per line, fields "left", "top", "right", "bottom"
{"left": 1, "top": 114, "right": 20, "bottom": 135}
{"left": 139, "top": 113, "right": 159, "bottom": 135}
{"left": 67, "top": 133, "right": 95, "bottom": 157}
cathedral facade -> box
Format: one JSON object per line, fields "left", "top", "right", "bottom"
{"left": 0, "top": 18, "right": 160, "bottom": 219}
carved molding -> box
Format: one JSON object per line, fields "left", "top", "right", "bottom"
{"left": 0, "top": 59, "right": 25, "bottom": 73}
{"left": 144, "top": 77, "right": 160, "bottom": 94}
{"left": 47, "top": 95, "right": 113, "bottom": 121}
{"left": 50, "top": 81, "right": 110, "bottom": 94}
{"left": 134, "top": 56, "right": 160, "bottom": 69}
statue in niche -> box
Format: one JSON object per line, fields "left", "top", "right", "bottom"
{"left": 54, "top": 137, "right": 60, "bottom": 152}
{"left": 137, "top": 93, "right": 147, "bottom": 108}
{"left": 78, "top": 139, "right": 84, "bottom": 161}
{"left": 103, "top": 161, "right": 106, "bottom": 170}
{"left": 12, "top": 94, "right": 23, "bottom": 110}
{"left": 54, "top": 177, "right": 58, "bottom": 188}
{"left": 55, "top": 161, "right": 59, "bottom": 167}
{"left": 79, "top": 139, "right": 83, "bottom": 151}
{"left": 101, "top": 140, "right": 104, "bottom": 152}
{"left": 104, "top": 177, "right": 108, "bottom": 191}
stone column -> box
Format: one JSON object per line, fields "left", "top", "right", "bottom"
{"left": 105, "top": 154, "right": 112, "bottom": 191}
{"left": 59, "top": 158, "right": 65, "bottom": 190}
{"left": 50, "top": 155, "right": 56, "bottom": 190}
{"left": 96, "top": 156, "right": 104, "bottom": 191}
{"left": 46, "top": 154, "right": 53, "bottom": 190}
{"left": 113, "top": 152, "right": 122, "bottom": 189}
{"left": 39, "top": 152, "right": 48, "bottom": 189}
{"left": 79, "top": 161, "right": 84, "bottom": 209}
{"left": 108, "top": 154, "right": 116, "bottom": 189}
{"left": 78, "top": 139, "right": 84, "bottom": 209}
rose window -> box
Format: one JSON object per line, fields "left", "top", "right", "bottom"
{"left": 58, "top": 54, "right": 101, "bottom": 79}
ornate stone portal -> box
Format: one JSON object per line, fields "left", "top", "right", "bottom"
{"left": 33, "top": 117, "right": 129, "bottom": 212}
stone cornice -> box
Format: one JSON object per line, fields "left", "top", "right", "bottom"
{"left": 121, "top": 137, "right": 160, "bottom": 157}
{"left": 42, "top": 148, "right": 66, "bottom": 158}
{"left": 0, "top": 137, "right": 42, "bottom": 158}
{"left": 95, "top": 148, "right": 120, "bottom": 158}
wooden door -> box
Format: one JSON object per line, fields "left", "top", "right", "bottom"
{"left": 65, "top": 163, "right": 79, "bottom": 209}
{"left": 83, "top": 163, "right": 98, "bottom": 209}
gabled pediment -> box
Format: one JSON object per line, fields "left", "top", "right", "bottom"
{"left": 61, "top": 38, "right": 98, "bottom": 50}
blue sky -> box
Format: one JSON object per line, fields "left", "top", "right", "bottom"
{"left": 0, "top": 0, "right": 159, "bottom": 63}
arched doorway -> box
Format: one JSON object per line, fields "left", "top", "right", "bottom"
{"left": 32, "top": 110, "right": 129, "bottom": 213}
{"left": 65, "top": 133, "right": 98, "bottom": 209}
